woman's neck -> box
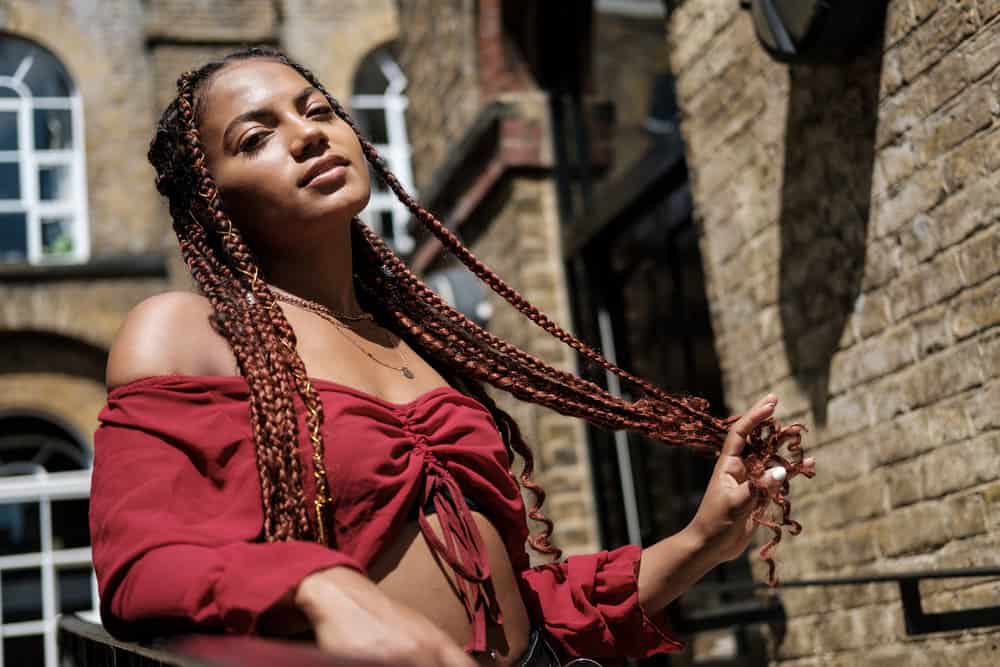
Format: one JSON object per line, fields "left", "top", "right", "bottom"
{"left": 257, "top": 219, "right": 365, "bottom": 314}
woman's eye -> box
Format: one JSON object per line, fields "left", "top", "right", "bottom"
{"left": 239, "top": 133, "right": 266, "bottom": 154}
{"left": 308, "top": 106, "right": 335, "bottom": 117}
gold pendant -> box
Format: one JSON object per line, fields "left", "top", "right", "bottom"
{"left": 402, "top": 367, "right": 415, "bottom": 379}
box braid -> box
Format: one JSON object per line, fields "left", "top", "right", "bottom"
{"left": 148, "top": 47, "right": 812, "bottom": 584}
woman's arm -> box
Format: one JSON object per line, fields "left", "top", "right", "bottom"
{"left": 636, "top": 525, "right": 717, "bottom": 614}
{"left": 94, "top": 299, "right": 476, "bottom": 667}
{"left": 90, "top": 406, "right": 366, "bottom": 639}
{"left": 293, "top": 566, "right": 476, "bottom": 667}
{"left": 513, "top": 395, "right": 813, "bottom": 661}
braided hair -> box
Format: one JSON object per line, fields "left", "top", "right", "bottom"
{"left": 147, "top": 47, "right": 812, "bottom": 583}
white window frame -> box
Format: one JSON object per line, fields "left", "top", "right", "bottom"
{"left": 595, "top": 0, "right": 666, "bottom": 17}
{"left": 0, "top": 469, "right": 98, "bottom": 667}
{"left": 0, "top": 47, "right": 90, "bottom": 266}
{"left": 351, "top": 50, "right": 416, "bottom": 255}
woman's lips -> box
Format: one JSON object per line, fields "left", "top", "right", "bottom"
{"left": 304, "top": 164, "right": 348, "bottom": 190}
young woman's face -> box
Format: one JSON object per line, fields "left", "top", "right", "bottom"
{"left": 198, "top": 59, "right": 370, "bottom": 252}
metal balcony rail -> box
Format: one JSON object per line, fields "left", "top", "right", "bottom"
{"left": 674, "top": 567, "right": 1000, "bottom": 636}
{"left": 58, "top": 614, "right": 354, "bottom": 667}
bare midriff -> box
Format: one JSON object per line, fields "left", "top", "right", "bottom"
{"left": 369, "top": 512, "right": 533, "bottom": 666}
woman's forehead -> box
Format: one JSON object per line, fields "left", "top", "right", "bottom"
{"left": 199, "top": 60, "right": 310, "bottom": 131}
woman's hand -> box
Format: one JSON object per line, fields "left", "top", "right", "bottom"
{"left": 294, "top": 566, "right": 478, "bottom": 667}
{"left": 687, "top": 393, "right": 812, "bottom": 563}
{"left": 638, "top": 394, "right": 815, "bottom": 611}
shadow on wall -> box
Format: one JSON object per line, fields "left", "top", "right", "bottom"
{"left": 777, "top": 38, "right": 885, "bottom": 427}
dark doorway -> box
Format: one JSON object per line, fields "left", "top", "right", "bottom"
{"left": 563, "top": 138, "right": 766, "bottom": 665}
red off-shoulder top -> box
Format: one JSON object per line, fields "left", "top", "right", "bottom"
{"left": 89, "top": 375, "right": 682, "bottom": 661}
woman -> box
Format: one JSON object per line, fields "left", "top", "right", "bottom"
{"left": 89, "top": 47, "right": 814, "bottom": 667}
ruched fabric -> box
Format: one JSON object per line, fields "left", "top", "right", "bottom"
{"left": 90, "top": 374, "right": 681, "bottom": 660}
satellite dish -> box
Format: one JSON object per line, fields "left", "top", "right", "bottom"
{"left": 744, "top": 0, "right": 887, "bottom": 64}
{"left": 424, "top": 268, "right": 494, "bottom": 328}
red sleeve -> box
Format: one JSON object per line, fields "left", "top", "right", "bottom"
{"left": 516, "top": 543, "right": 683, "bottom": 660}
{"left": 89, "top": 381, "right": 363, "bottom": 640}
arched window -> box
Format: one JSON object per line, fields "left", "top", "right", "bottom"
{"left": 0, "top": 412, "right": 95, "bottom": 666}
{"left": 0, "top": 35, "right": 88, "bottom": 265}
{"left": 351, "top": 45, "right": 416, "bottom": 255}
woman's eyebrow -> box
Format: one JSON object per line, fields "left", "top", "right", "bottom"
{"left": 222, "top": 85, "right": 320, "bottom": 147}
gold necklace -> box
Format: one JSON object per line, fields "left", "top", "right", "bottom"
{"left": 267, "top": 285, "right": 374, "bottom": 322}
{"left": 269, "top": 288, "right": 416, "bottom": 380}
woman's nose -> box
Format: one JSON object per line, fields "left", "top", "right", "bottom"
{"left": 289, "top": 118, "right": 328, "bottom": 157}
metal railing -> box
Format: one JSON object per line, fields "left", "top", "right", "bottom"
{"left": 58, "top": 613, "right": 347, "bottom": 667}
{"left": 0, "top": 468, "right": 98, "bottom": 667}
{"left": 674, "top": 568, "right": 1000, "bottom": 636}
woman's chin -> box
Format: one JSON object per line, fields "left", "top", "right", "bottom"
{"left": 302, "top": 206, "right": 364, "bottom": 231}
{"left": 305, "top": 188, "right": 370, "bottom": 223}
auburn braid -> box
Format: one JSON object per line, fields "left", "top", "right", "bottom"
{"left": 311, "top": 91, "right": 734, "bottom": 454}
{"left": 153, "top": 66, "right": 323, "bottom": 542}
{"left": 149, "top": 47, "right": 812, "bottom": 583}
{"left": 277, "top": 53, "right": 811, "bottom": 580}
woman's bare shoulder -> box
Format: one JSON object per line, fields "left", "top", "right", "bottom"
{"left": 106, "top": 291, "right": 237, "bottom": 389}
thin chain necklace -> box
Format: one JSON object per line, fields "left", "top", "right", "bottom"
{"left": 268, "top": 285, "right": 374, "bottom": 322}
{"left": 268, "top": 286, "right": 416, "bottom": 380}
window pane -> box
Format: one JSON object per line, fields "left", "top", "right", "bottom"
{"left": 0, "top": 37, "right": 74, "bottom": 97}
{"left": 369, "top": 164, "right": 388, "bottom": 193}
{"left": 52, "top": 499, "right": 90, "bottom": 550}
{"left": 58, "top": 565, "right": 95, "bottom": 614}
{"left": 21, "top": 48, "right": 74, "bottom": 98}
{"left": 0, "top": 162, "right": 20, "bottom": 199}
{"left": 3, "top": 635, "right": 45, "bottom": 667}
{"left": 41, "top": 216, "right": 74, "bottom": 256}
{"left": 0, "top": 85, "right": 18, "bottom": 98}
{"left": 0, "top": 109, "right": 18, "bottom": 150}
{"left": 39, "top": 164, "right": 71, "bottom": 201}
{"left": 1, "top": 567, "right": 42, "bottom": 623}
{"left": 353, "top": 52, "right": 391, "bottom": 95}
{"left": 379, "top": 209, "right": 395, "bottom": 242}
{"left": 0, "top": 502, "right": 40, "bottom": 555}
{"left": 0, "top": 211, "right": 27, "bottom": 261}
{"left": 34, "top": 108, "right": 72, "bottom": 150}
{"left": 354, "top": 107, "right": 389, "bottom": 144}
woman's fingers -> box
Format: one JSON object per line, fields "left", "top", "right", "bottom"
{"left": 721, "top": 394, "right": 778, "bottom": 458}
{"left": 442, "top": 644, "right": 478, "bottom": 667}
{"left": 798, "top": 457, "right": 817, "bottom": 477}
{"left": 719, "top": 455, "right": 748, "bottom": 484}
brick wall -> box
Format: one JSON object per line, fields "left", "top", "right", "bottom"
{"left": 668, "top": 0, "right": 999, "bottom": 663}
{"left": 395, "top": 0, "right": 480, "bottom": 194}
{"left": 591, "top": 11, "right": 670, "bottom": 184}
{"left": 145, "top": 0, "right": 277, "bottom": 42}
{"left": 281, "top": 0, "right": 399, "bottom": 103}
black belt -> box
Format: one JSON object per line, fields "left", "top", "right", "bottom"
{"left": 516, "top": 628, "right": 604, "bottom": 667}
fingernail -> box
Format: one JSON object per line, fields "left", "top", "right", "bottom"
{"left": 769, "top": 466, "right": 787, "bottom": 482}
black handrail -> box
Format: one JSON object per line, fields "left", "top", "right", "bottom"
{"left": 59, "top": 565, "right": 1000, "bottom": 667}
{"left": 58, "top": 614, "right": 346, "bottom": 667}
{"left": 675, "top": 567, "right": 1000, "bottom": 636}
